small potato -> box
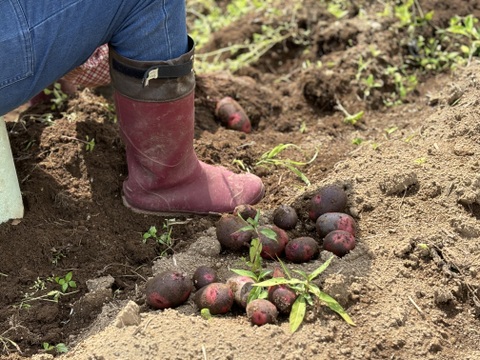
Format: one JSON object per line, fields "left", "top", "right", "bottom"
{"left": 272, "top": 204, "right": 298, "bottom": 230}
{"left": 215, "top": 96, "right": 252, "bottom": 133}
{"left": 145, "top": 271, "right": 193, "bottom": 309}
{"left": 246, "top": 299, "right": 278, "bottom": 326}
{"left": 323, "top": 230, "right": 356, "bottom": 257}
{"left": 267, "top": 268, "right": 297, "bottom": 314}
{"left": 258, "top": 225, "right": 289, "bottom": 259}
{"left": 194, "top": 283, "right": 234, "bottom": 315}
{"left": 193, "top": 266, "right": 218, "bottom": 290}
{"left": 233, "top": 204, "right": 258, "bottom": 221}
{"left": 216, "top": 214, "right": 253, "bottom": 251}
{"left": 226, "top": 275, "right": 254, "bottom": 307}
{"left": 308, "top": 185, "right": 347, "bottom": 221}
{"left": 285, "top": 237, "right": 319, "bottom": 263}
{"left": 268, "top": 286, "right": 297, "bottom": 314}
{"left": 316, "top": 212, "right": 356, "bottom": 238}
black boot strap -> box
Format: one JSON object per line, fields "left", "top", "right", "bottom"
{"left": 112, "top": 58, "right": 193, "bottom": 86}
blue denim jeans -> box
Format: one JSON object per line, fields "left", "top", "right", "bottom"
{"left": 0, "top": 0, "right": 188, "bottom": 115}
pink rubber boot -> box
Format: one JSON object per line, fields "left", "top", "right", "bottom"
{"left": 109, "top": 37, "right": 264, "bottom": 215}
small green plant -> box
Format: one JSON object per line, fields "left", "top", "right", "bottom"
{"left": 143, "top": 219, "right": 181, "bottom": 256}
{"left": 253, "top": 256, "right": 355, "bottom": 332}
{"left": 85, "top": 136, "right": 95, "bottom": 152}
{"left": 50, "top": 247, "right": 66, "bottom": 266}
{"left": 335, "top": 100, "right": 364, "bottom": 125}
{"left": 54, "top": 272, "right": 77, "bottom": 293}
{"left": 361, "top": 74, "right": 383, "bottom": 100}
{"left": 43, "top": 82, "right": 68, "bottom": 111}
{"left": 255, "top": 144, "right": 318, "bottom": 186}
{"left": 447, "top": 15, "right": 480, "bottom": 64}
{"left": 352, "top": 137, "right": 364, "bottom": 145}
{"left": 327, "top": 1, "right": 349, "bottom": 19}
{"left": 230, "top": 211, "right": 276, "bottom": 301}
{"left": 17, "top": 274, "right": 79, "bottom": 308}
{"left": 42, "top": 342, "right": 68, "bottom": 354}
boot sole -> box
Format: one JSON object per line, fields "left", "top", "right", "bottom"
{"left": 121, "top": 195, "right": 222, "bottom": 217}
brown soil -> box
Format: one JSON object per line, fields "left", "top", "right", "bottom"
{"left": 1, "top": 1, "right": 480, "bottom": 359}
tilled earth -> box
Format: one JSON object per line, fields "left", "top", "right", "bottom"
{"left": 1, "top": 1, "right": 480, "bottom": 359}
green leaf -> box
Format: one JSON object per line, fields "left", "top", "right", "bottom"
{"left": 238, "top": 225, "right": 254, "bottom": 232}
{"left": 308, "top": 256, "right": 334, "bottom": 281}
{"left": 258, "top": 269, "right": 272, "bottom": 280}
{"left": 65, "top": 272, "right": 72, "bottom": 282}
{"left": 230, "top": 269, "right": 256, "bottom": 278}
{"left": 311, "top": 288, "right": 356, "bottom": 326}
{"left": 259, "top": 228, "right": 277, "bottom": 241}
{"left": 55, "top": 343, "right": 69, "bottom": 353}
{"left": 290, "top": 296, "right": 306, "bottom": 332}
{"left": 254, "top": 277, "right": 302, "bottom": 287}
{"left": 277, "top": 258, "right": 292, "bottom": 279}
{"left": 292, "top": 269, "right": 309, "bottom": 280}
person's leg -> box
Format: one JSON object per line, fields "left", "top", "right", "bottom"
{"left": 0, "top": 0, "right": 187, "bottom": 115}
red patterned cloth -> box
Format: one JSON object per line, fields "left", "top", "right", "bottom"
{"left": 63, "top": 44, "right": 111, "bottom": 87}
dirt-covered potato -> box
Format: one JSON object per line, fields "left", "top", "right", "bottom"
{"left": 285, "top": 237, "right": 319, "bottom": 263}
{"left": 233, "top": 204, "right": 258, "bottom": 221}
{"left": 258, "top": 225, "right": 289, "bottom": 259}
{"left": 308, "top": 185, "right": 347, "bottom": 221}
{"left": 215, "top": 96, "right": 252, "bottom": 133}
{"left": 194, "top": 283, "right": 234, "bottom": 315}
{"left": 145, "top": 271, "right": 193, "bottom": 309}
{"left": 216, "top": 214, "right": 253, "bottom": 251}
{"left": 267, "top": 268, "right": 297, "bottom": 314}
{"left": 268, "top": 286, "right": 297, "bottom": 314}
{"left": 323, "top": 230, "right": 356, "bottom": 257}
{"left": 226, "top": 275, "right": 254, "bottom": 307}
{"left": 272, "top": 204, "right": 298, "bottom": 230}
{"left": 246, "top": 299, "right": 278, "bottom": 326}
{"left": 315, "top": 212, "right": 356, "bottom": 238}
{"left": 193, "top": 266, "right": 218, "bottom": 290}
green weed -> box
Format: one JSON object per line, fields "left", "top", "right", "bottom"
{"left": 42, "top": 342, "right": 68, "bottom": 354}
{"left": 254, "top": 256, "right": 355, "bottom": 332}
{"left": 255, "top": 144, "right": 318, "bottom": 186}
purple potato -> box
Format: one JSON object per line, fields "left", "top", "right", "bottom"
{"left": 246, "top": 299, "right": 278, "bottom": 326}
{"left": 194, "top": 283, "right": 234, "bottom": 315}
{"left": 146, "top": 271, "right": 193, "bottom": 309}
{"left": 316, "top": 212, "right": 356, "bottom": 238}
{"left": 272, "top": 204, "right": 298, "bottom": 230}
{"left": 323, "top": 230, "right": 356, "bottom": 257}
{"left": 193, "top": 266, "right": 218, "bottom": 290}
{"left": 258, "top": 225, "right": 289, "bottom": 259}
{"left": 285, "top": 237, "right": 319, "bottom": 263}
{"left": 308, "top": 185, "right": 347, "bottom": 221}
{"left": 216, "top": 214, "right": 253, "bottom": 251}
{"left": 226, "top": 275, "right": 254, "bottom": 307}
